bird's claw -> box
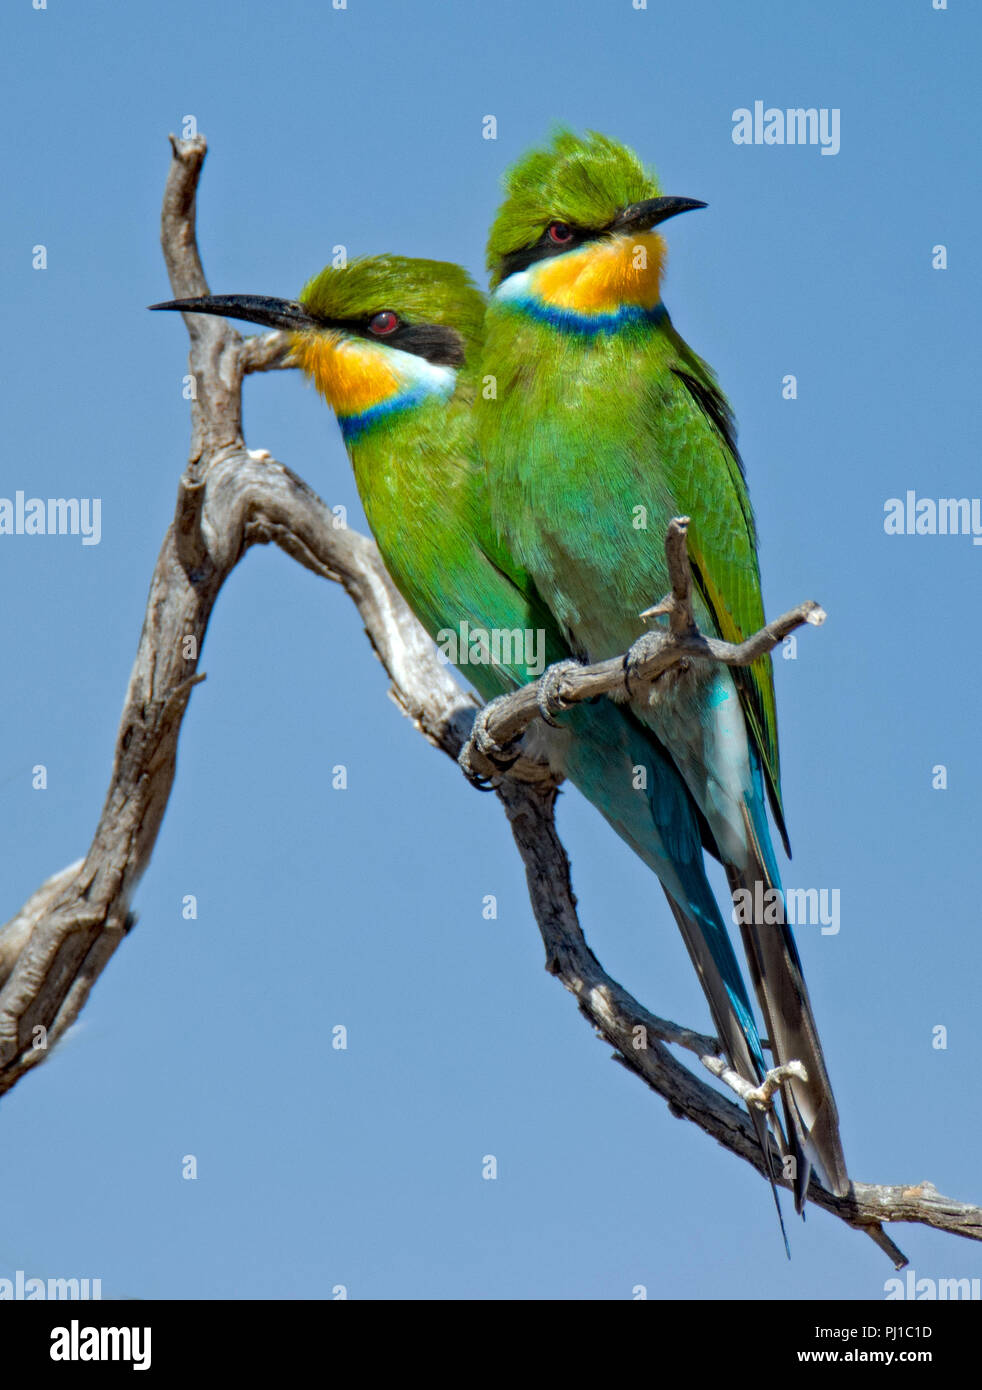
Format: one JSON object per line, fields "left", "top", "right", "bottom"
{"left": 458, "top": 698, "right": 521, "bottom": 790}
{"left": 624, "top": 628, "right": 692, "bottom": 699}
{"left": 624, "top": 628, "right": 668, "bottom": 696}
{"left": 535, "top": 659, "right": 582, "bottom": 728}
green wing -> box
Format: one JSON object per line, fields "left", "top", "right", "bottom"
{"left": 663, "top": 326, "right": 789, "bottom": 855}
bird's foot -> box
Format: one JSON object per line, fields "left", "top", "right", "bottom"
{"left": 458, "top": 698, "right": 522, "bottom": 790}
{"left": 743, "top": 1061, "right": 809, "bottom": 1112}
{"left": 535, "top": 659, "right": 583, "bottom": 728}
{"left": 623, "top": 628, "right": 682, "bottom": 697}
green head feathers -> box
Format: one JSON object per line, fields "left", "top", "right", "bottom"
{"left": 486, "top": 129, "right": 661, "bottom": 286}
{"left": 300, "top": 254, "right": 486, "bottom": 357}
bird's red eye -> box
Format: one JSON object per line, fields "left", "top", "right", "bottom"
{"left": 548, "top": 222, "right": 574, "bottom": 244}
{"left": 368, "top": 310, "right": 399, "bottom": 336}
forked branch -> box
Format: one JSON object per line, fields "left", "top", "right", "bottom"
{"left": 1, "top": 136, "right": 977, "bottom": 1270}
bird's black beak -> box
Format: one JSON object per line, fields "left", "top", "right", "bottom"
{"left": 148, "top": 294, "right": 318, "bottom": 332}
{"left": 612, "top": 196, "right": 707, "bottom": 235}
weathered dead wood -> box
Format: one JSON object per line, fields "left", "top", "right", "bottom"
{"left": 1, "top": 135, "right": 977, "bottom": 1267}
{"left": 462, "top": 515, "right": 824, "bottom": 778}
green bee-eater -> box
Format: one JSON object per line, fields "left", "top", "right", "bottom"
{"left": 151, "top": 253, "right": 799, "bottom": 1215}
{"left": 478, "top": 129, "right": 849, "bottom": 1201}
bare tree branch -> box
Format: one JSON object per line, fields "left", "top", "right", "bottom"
{"left": 462, "top": 514, "right": 825, "bottom": 774}
{"left": 1, "top": 135, "right": 977, "bottom": 1270}
{"left": 0, "top": 136, "right": 474, "bottom": 1095}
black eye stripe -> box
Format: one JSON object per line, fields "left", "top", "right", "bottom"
{"left": 308, "top": 311, "right": 467, "bottom": 368}
{"left": 356, "top": 320, "right": 466, "bottom": 368}
{"left": 497, "top": 223, "right": 593, "bottom": 282}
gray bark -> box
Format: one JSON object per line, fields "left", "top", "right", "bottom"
{"left": 1, "top": 136, "right": 977, "bottom": 1269}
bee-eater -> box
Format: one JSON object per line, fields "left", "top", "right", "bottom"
{"left": 479, "top": 130, "right": 849, "bottom": 1201}
{"left": 151, "top": 255, "right": 796, "bottom": 1212}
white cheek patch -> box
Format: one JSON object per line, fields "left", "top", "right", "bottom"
{"left": 386, "top": 344, "right": 457, "bottom": 400}
{"left": 495, "top": 269, "right": 535, "bottom": 302}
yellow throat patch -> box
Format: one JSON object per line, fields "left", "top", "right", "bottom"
{"left": 291, "top": 332, "right": 401, "bottom": 416}
{"left": 530, "top": 231, "right": 665, "bottom": 314}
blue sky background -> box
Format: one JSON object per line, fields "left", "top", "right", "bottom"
{"left": 1, "top": 0, "right": 979, "bottom": 1300}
